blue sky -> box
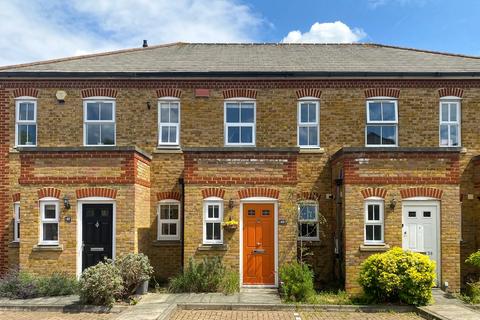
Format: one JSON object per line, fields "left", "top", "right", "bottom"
{"left": 0, "top": 0, "right": 479, "bottom": 66}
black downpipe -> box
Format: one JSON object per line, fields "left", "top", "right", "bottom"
{"left": 179, "top": 177, "right": 185, "bottom": 270}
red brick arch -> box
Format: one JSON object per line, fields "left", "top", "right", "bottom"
{"left": 296, "top": 88, "right": 322, "bottom": 99}
{"left": 223, "top": 89, "right": 257, "bottom": 99}
{"left": 12, "top": 193, "right": 20, "bottom": 203}
{"left": 364, "top": 88, "right": 400, "bottom": 98}
{"left": 238, "top": 187, "right": 279, "bottom": 199}
{"left": 400, "top": 187, "right": 443, "bottom": 199}
{"left": 76, "top": 187, "right": 117, "bottom": 199}
{"left": 38, "top": 187, "right": 61, "bottom": 199}
{"left": 202, "top": 188, "right": 225, "bottom": 199}
{"left": 298, "top": 191, "right": 320, "bottom": 201}
{"left": 81, "top": 88, "right": 118, "bottom": 98}
{"left": 156, "top": 88, "right": 182, "bottom": 98}
{"left": 13, "top": 88, "right": 39, "bottom": 98}
{"left": 361, "top": 187, "right": 387, "bottom": 199}
{"left": 438, "top": 88, "right": 464, "bottom": 98}
{"left": 157, "top": 191, "right": 181, "bottom": 201}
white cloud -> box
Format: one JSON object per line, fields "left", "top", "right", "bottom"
{"left": 368, "top": 0, "right": 429, "bottom": 9}
{"left": 282, "top": 21, "right": 366, "bottom": 43}
{"left": 0, "top": 0, "right": 264, "bottom": 66}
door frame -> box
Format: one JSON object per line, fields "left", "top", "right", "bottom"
{"left": 401, "top": 198, "right": 441, "bottom": 285}
{"left": 239, "top": 197, "right": 279, "bottom": 288}
{"left": 76, "top": 198, "right": 116, "bottom": 278}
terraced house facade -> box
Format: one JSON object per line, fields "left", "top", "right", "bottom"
{"left": 0, "top": 43, "right": 479, "bottom": 293}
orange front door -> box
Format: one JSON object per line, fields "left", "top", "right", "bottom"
{"left": 243, "top": 203, "right": 275, "bottom": 285}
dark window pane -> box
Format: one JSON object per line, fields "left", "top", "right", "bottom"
{"left": 160, "top": 206, "right": 169, "bottom": 219}
{"left": 228, "top": 127, "right": 240, "bottom": 143}
{"left": 366, "top": 126, "right": 381, "bottom": 145}
{"left": 366, "top": 225, "right": 373, "bottom": 240}
{"left": 18, "top": 124, "right": 36, "bottom": 145}
{"left": 161, "top": 126, "right": 169, "bottom": 143}
{"left": 368, "top": 205, "right": 373, "bottom": 220}
{"left": 100, "top": 103, "right": 113, "bottom": 120}
{"left": 170, "top": 205, "right": 179, "bottom": 219}
{"left": 248, "top": 209, "right": 255, "bottom": 216}
{"left": 170, "top": 104, "right": 179, "bottom": 123}
{"left": 308, "top": 103, "right": 316, "bottom": 122}
{"left": 43, "top": 223, "right": 58, "bottom": 241}
{"left": 300, "top": 222, "right": 318, "bottom": 238}
{"left": 374, "top": 205, "right": 380, "bottom": 220}
{"left": 450, "top": 125, "right": 458, "bottom": 146}
{"left": 241, "top": 105, "right": 254, "bottom": 123}
{"left": 449, "top": 104, "right": 457, "bottom": 122}
{"left": 382, "top": 126, "right": 396, "bottom": 145}
{"left": 308, "top": 126, "right": 318, "bottom": 145}
{"left": 101, "top": 124, "right": 115, "bottom": 145}
{"left": 169, "top": 126, "right": 177, "bottom": 143}
{"left": 441, "top": 103, "right": 449, "bottom": 122}
{"left": 423, "top": 211, "right": 431, "bottom": 218}
{"left": 160, "top": 104, "right": 170, "bottom": 122}
{"left": 213, "top": 223, "right": 221, "bottom": 240}
{"left": 44, "top": 205, "right": 56, "bottom": 219}
{"left": 169, "top": 223, "right": 177, "bottom": 235}
{"left": 206, "top": 223, "right": 213, "bottom": 240}
{"left": 373, "top": 225, "right": 382, "bottom": 240}
{"left": 87, "top": 103, "right": 100, "bottom": 120}
{"left": 299, "top": 126, "right": 308, "bottom": 145}
{"left": 262, "top": 210, "right": 270, "bottom": 216}
{"left": 369, "top": 103, "right": 382, "bottom": 121}
{"left": 19, "top": 103, "right": 28, "bottom": 120}
{"left": 162, "top": 223, "right": 169, "bottom": 235}
{"left": 408, "top": 211, "right": 416, "bottom": 217}
{"left": 226, "top": 104, "right": 240, "bottom": 123}
{"left": 440, "top": 124, "right": 448, "bottom": 146}
{"left": 86, "top": 124, "right": 100, "bottom": 145}
{"left": 240, "top": 127, "right": 252, "bottom": 143}
{"left": 382, "top": 102, "right": 396, "bottom": 121}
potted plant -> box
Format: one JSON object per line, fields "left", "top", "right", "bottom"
{"left": 223, "top": 219, "right": 239, "bottom": 231}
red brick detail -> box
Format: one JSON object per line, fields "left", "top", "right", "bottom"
{"left": 81, "top": 88, "right": 118, "bottom": 98}
{"left": 238, "top": 188, "right": 279, "bottom": 199}
{"left": 364, "top": 88, "right": 400, "bottom": 98}
{"left": 12, "top": 193, "right": 20, "bottom": 203}
{"left": 296, "top": 88, "right": 322, "bottom": 99}
{"left": 360, "top": 187, "right": 387, "bottom": 199}
{"left": 133, "top": 154, "right": 152, "bottom": 188}
{"left": 223, "top": 89, "right": 257, "bottom": 99}
{"left": 195, "top": 89, "right": 210, "bottom": 97}
{"left": 0, "top": 87, "right": 9, "bottom": 273}
{"left": 400, "top": 187, "right": 443, "bottom": 199}
{"left": 156, "top": 88, "right": 182, "bottom": 98}
{"left": 298, "top": 192, "right": 320, "bottom": 201}
{"left": 13, "top": 88, "right": 39, "bottom": 98}
{"left": 37, "top": 187, "right": 61, "bottom": 199}
{"left": 438, "top": 88, "right": 464, "bottom": 98}
{"left": 202, "top": 188, "right": 225, "bottom": 199}
{"left": 76, "top": 187, "right": 117, "bottom": 199}
{"left": 157, "top": 191, "right": 181, "bottom": 201}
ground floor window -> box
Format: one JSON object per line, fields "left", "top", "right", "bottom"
{"left": 13, "top": 203, "right": 20, "bottom": 242}
{"left": 158, "top": 201, "right": 180, "bottom": 240}
{"left": 364, "top": 199, "right": 384, "bottom": 244}
{"left": 203, "top": 198, "right": 224, "bottom": 244}
{"left": 298, "top": 203, "right": 319, "bottom": 240}
{"left": 40, "top": 200, "right": 59, "bottom": 245}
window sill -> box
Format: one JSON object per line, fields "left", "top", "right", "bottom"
{"left": 154, "top": 147, "right": 183, "bottom": 154}
{"left": 198, "top": 244, "right": 228, "bottom": 251}
{"left": 359, "top": 243, "right": 390, "bottom": 252}
{"left": 298, "top": 240, "right": 323, "bottom": 247}
{"left": 33, "top": 244, "right": 63, "bottom": 252}
{"left": 152, "top": 240, "right": 181, "bottom": 247}
{"left": 299, "top": 147, "right": 325, "bottom": 154}
{"left": 9, "top": 241, "right": 19, "bottom": 248}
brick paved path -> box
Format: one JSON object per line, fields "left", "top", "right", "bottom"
{"left": 0, "top": 311, "right": 115, "bottom": 320}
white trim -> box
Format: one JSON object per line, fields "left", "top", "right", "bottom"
{"left": 224, "top": 100, "right": 256, "bottom": 146}
{"left": 365, "top": 99, "right": 398, "bottom": 147}
{"left": 440, "top": 96, "right": 462, "bottom": 100}
{"left": 224, "top": 97, "right": 256, "bottom": 101}
{"left": 439, "top": 100, "right": 461, "bottom": 147}
{"left": 364, "top": 199, "right": 385, "bottom": 244}
{"left": 76, "top": 199, "right": 116, "bottom": 278}
{"left": 298, "top": 96, "right": 320, "bottom": 101}
{"left": 298, "top": 202, "right": 320, "bottom": 241}
{"left": 157, "top": 200, "right": 181, "bottom": 241}
{"left": 39, "top": 200, "right": 59, "bottom": 245}
{"left": 203, "top": 199, "right": 224, "bottom": 244}
{"left": 158, "top": 99, "right": 180, "bottom": 146}
{"left": 83, "top": 98, "right": 116, "bottom": 146}
{"left": 297, "top": 100, "right": 320, "bottom": 148}
{"left": 239, "top": 198, "right": 279, "bottom": 288}
{"left": 15, "top": 99, "right": 37, "bottom": 147}
{"left": 13, "top": 202, "right": 20, "bottom": 242}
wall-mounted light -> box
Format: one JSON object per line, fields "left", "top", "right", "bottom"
{"left": 55, "top": 90, "right": 67, "bottom": 104}
{"left": 63, "top": 195, "right": 71, "bottom": 210}
{"left": 146, "top": 101, "right": 151, "bottom": 110}
{"left": 228, "top": 199, "right": 235, "bottom": 210}
{"left": 389, "top": 195, "right": 397, "bottom": 210}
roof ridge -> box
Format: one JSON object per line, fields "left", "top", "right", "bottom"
{"left": 0, "top": 41, "right": 186, "bottom": 70}
{"left": 364, "top": 43, "right": 480, "bottom": 60}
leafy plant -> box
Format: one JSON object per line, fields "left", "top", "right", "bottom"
{"left": 464, "top": 281, "right": 480, "bottom": 304}
{"left": 466, "top": 250, "right": 480, "bottom": 269}
{"left": 115, "top": 253, "right": 153, "bottom": 297}
{"left": 36, "top": 273, "right": 78, "bottom": 296}
{"left": 307, "top": 290, "right": 352, "bottom": 305}
{"left": 358, "top": 247, "right": 435, "bottom": 306}
{"left": 279, "top": 261, "right": 315, "bottom": 302}
{"left": 0, "top": 270, "right": 38, "bottom": 299}
{"left": 79, "top": 261, "right": 123, "bottom": 306}
{"left": 220, "top": 270, "right": 239, "bottom": 295}
{"left": 169, "top": 257, "right": 226, "bottom": 293}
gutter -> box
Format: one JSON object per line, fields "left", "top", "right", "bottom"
{"left": 178, "top": 177, "right": 185, "bottom": 271}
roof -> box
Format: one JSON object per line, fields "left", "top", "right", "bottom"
{"left": 2, "top": 42, "right": 480, "bottom": 78}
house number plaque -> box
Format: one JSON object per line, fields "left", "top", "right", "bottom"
{"left": 64, "top": 216, "right": 72, "bottom": 223}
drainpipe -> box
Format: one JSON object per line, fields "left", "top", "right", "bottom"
{"left": 178, "top": 177, "right": 185, "bottom": 270}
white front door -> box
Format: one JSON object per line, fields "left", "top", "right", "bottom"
{"left": 402, "top": 201, "right": 440, "bottom": 285}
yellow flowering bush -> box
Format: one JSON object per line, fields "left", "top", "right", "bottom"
{"left": 223, "top": 220, "right": 239, "bottom": 227}
{"left": 358, "top": 247, "right": 435, "bottom": 305}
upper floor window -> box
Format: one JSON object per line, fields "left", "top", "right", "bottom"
{"left": 158, "top": 99, "right": 180, "bottom": 146}
{"left": 298, "top": 202, "right": 319, "bottom": 241}
{"left": 13, "top": 203, "right": 20, "bottom": 242}
{"left": 157, "top": 200, "right": 181, "bottom": 240}
{"left": 439, "top": 99, "right": 461, "bottom": 147}
{"left": 39, "top": 199, "right": 59, "bottom": 245}
{"left": 224, "top": 100, "right": 255, "bottom": 146}
{"left": 203, "top": 198, "right": 224, "bottom": 244}
{"left": 83, "top": 99, "right": 115, "bottom": 146}
{"left": 15, "top": 98, "right": 37, "bottom": 147}
{"left": 298, "top": 100, "right": 319, "bottom": 148}
{"left": 364, "top": 199, "right": 384, "bottom": 244}
{"left": 365, "top": 99, "right": 398, "bottom": 147}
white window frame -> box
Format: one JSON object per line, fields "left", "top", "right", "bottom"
{"left": 157, "top": 200, "right": 181, "bottom": 241}
{"left": 203, "top": 197, "right": 224, "bottom": 244}
{"left": 364, "top": 198, "right": 385, "bottom": 244}
{"left": 439, "top": 97, "right": 461, "bottom": 147}
{"left": 83, "top": 97, "right": 116, "bottom": 146}
{"left": 365, "top": 98, "right": 398, "bottom": 147}
{"left": 298, "top": 202, "right": 320, "bottom": 241}
{"left": 224, "top": 98, "right": 256, "bottom": 146}
{"left": 158, "top": 97, "right": 180, "bottom": 147}
{"left": 15, "top": 97, "right": 37, "bottom": 147}
{"left": 297, "top": 98, "right": 320, "bottom": 148}
{"left": 39, "top": 199, "right": 60, "bottom": 245}
{"left": 13, "top": 202, "right": 20, "bottom": 242}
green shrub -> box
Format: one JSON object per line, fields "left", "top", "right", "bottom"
{"left": 169, "top": 257, "right": 225, "bottom": 293}
{"left": 307, "top": 290, "right": 352, "bottom": 305}
{"left": 466, "top": 251, "right": 480, "bottom": 269}
{"left": 37, "top": 273, "right": 78, "bottom": 297}
{"left": 279, "top": 261, "right": 315, "bottom": 302}
{"left": 115, "top": 253, "right": 153, "bottom": 297}
{"left": 464, "top": 281, "right": 480, "bottom": 304}
{"left": 79, "top": 261, "right": 123, "bottom": 306}
{"left": 358, "top": 247, "right": 435, "bottom": 306}
{"left": 0, "top": 270, "right": 38, "bottom": 299}
{"left": 220, "top": 270, "right": 239, "bottom": 295}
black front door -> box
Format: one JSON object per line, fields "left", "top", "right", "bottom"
{"left": 82, "top": 204, "right": 113, "bottom": 271}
